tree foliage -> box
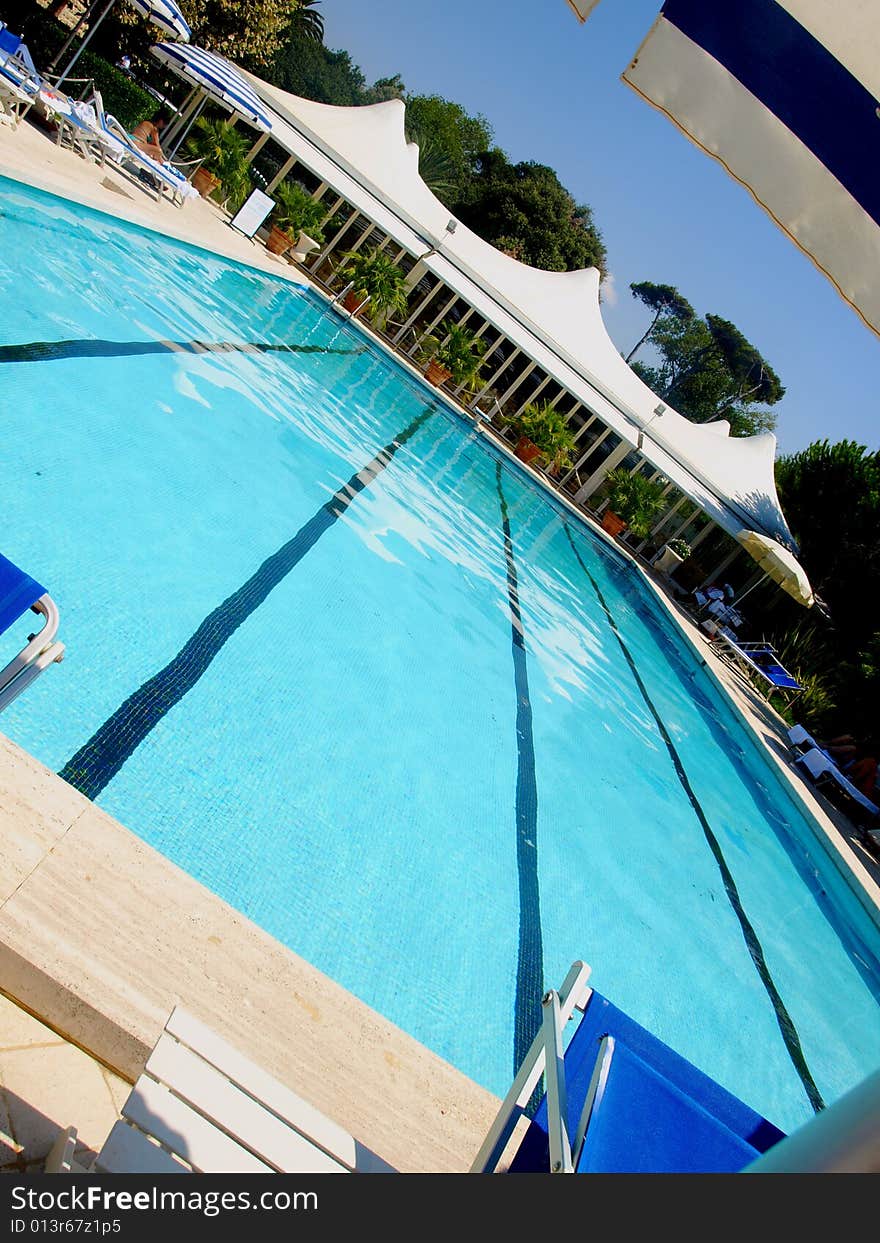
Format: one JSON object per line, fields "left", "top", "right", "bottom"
{"left": 769, "top": 440, "right": 880, "bottom": 737}
{"left": 454, "top": 149, "right": 607, "bottom": 276}
{"left": 84, "top": 0, "right": 314, "bottom": 74}
{"left": 405, "top": 126, "right": 459, "bottom": 200}
{"left": 180, "top": 1, "right": 301, "bottom": 68}
{"left": 625, "top": 281, "right": 695, "bottom": 362}
{"left": 271, "top": 27, "right": 405, "bottom": 105}
{"left": 271, "top": 29, "right": 365, "bottom": 103}
{"left": 404, "top": 95, "right": 493, "bottom": 208}
{"left": 363, "top": 74, "right": 406, "bottom": 103}
{"left": 631, "top": 308, "right": 783, "bottom": 436}
{"left": 775, "top": 440, "right": 880, "bottom": 647}
{"left": 290, "top": 0, "right": 324, "bottom": 44}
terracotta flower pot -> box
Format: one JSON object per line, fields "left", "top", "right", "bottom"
{"left": 266, "top": 225, "right": 293, "bottom": 256}
{"left": 342, "top": 289, "right": 367, "bottom": 314}
{"left": 514, "top": 436, "right": 542, "bottom": 466}
{"left": 601, "top": 509, "right": 628, "bottom": 536}
{"left": 192, "top": 167, "right": 221, "bottom": 199}
{"left": 424, "top": 359, "right": 452, "bottom": 386}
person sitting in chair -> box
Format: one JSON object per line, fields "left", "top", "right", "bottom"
{"left": 845, "top": 740, "right": 879, "bottom": 799}
{"left": 131, "top": 112, "right": 167, "bottom": 162}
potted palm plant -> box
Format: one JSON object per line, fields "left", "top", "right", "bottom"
{"left": 336, "top": 247, "right": 409, "bottom": 328}
{"left": 185, "top": 116, "right": 251, "bottom": 206}
{"left": 417, "top": 321, "right": 487, "bottom": 393}
{"left": 265, "top": 181, "right": 325, "bottom": 257}
{"left": 500, "top": 401, "right": 578, "bottom": 475}
{"left": 600, "top": 468, "right": 667, "bottom": 538}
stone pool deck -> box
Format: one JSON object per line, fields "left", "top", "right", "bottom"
{"left": 0, "top": 111, "right": 311, "bottom": 293}
{"left": 2, "top": 110, "right": 879, "bottom": 1175}
{"left": 0, "top": 733, "right": 502, "bottom": 1174}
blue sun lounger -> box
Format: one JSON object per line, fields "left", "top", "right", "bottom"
{"left": 713, "top": 634, "right": 804, "bottom": 706}
{"left": 0, "top": 552, "right": 64, "bottom": 713}
{"left": 472, "top": 962, "right": 786, "bottom": 1174}
{"left": 0, "top": 24, "right": 41, "bottom": 123}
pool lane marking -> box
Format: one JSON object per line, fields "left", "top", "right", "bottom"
{"left": 563, "top": 524, "right": 824, "bottom": 1114}
{"left": 0, "top": 338, "right": 367, "bottom": 363}
{"left": 495, "top": 464, "right": 545, "bottom": 1078}
{"left": 58, "top": 405, "right": 435, "bottom": 800}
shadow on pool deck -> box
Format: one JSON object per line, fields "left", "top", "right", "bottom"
{"left": 0, "top": 992, "right": 124, "bottom": 1174}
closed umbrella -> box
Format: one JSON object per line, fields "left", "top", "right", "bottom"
{"left": 54, "top": 0, "right": 190, "bottom": 88}
{"left": 733, "top": 529, "right": 815, "bottom": 608}
{"left": 150, "top": 42, "right": 273, "bottom": 133}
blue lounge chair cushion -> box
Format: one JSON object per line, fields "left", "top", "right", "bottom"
{"left": 0, "top": 552, "right": 45, "bottom": 636}
{"left": 0, "top": 35, "right": 39, "bottom": 91}
{"left": 575, "top": 1041, "right": 761, "bottom": 1173}
{"left": 509, "top": 992, "right": 784, "bottom": 1173}
{"left": 0, "top": 27, "right": 21, "bottom": 57}
{"left": 761, "top": 663, "right": 802, "bottom": 690}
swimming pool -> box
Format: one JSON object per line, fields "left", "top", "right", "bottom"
{"left": 2, "top": 174, "right": 879, "bottom": 1135}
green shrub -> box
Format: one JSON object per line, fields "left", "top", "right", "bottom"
{"left": 418, "top": 320, "right": 488, "bottom": 393}
{"left": 501, "top": 400, "right": 578, "bottom": 475}
{"left": 338, "top": 247, "right": 409, "bottom": 328}
{"left": 185, "top": 117, "right": 253, "bottom": 207}
{"left": 271, "top": 181, "right": 325, "bottom": 243}
{"left": 75, "top": 51, "right": 156, "bottom": 130}
{"left": 603, "top": 468, "right": 667, "bottom": 539}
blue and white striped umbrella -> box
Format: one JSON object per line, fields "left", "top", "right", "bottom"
{"left": 620, "top": 0, "right": 880, "bottom": 339}
{"left": 150, "top": 42, "right": 273, "bottom": 131}
{"left": 130, "top": 0, "right": 191, "bottom": 42}
{"left": 55, "top": 0, "right": 189, "bottom": 87}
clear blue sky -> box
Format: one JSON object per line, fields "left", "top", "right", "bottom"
{"left": 320, "top": 0, "right": 878, "bottom": 455}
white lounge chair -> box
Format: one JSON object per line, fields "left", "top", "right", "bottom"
{"left": 0, "top": 67, "right": 32, "bottom": 126}
{"left": 89, "top": 92, "right": 199, "bottom": 207}
{"left": 47, "top": 1006, "right": 396, "bottom": 1174}
{"left": 787, "top": 724, "right": 820, "bottom": 754}
{"left": 794, "top": 747, "right": 879, "bottom": 819}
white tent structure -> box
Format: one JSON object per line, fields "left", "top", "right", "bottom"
{"left": 240, "top": 74, "right": 799, "bottom": 561}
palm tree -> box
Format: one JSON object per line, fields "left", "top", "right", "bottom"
{"left": 405, "top": 123, "right": 458, "bottom": 201}
{"left": 291, "top": 0, "right": 324, "bottom": 43}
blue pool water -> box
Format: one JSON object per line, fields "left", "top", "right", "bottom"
{"left": 2, "top": 175, "right": 879, "bottom": 1134}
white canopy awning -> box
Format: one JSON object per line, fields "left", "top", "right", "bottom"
{"left": 243, "top": 73, "right": 798, "bottom": 553}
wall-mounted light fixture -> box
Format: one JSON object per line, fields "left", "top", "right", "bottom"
{"left": 418, "top": 219, "right": 457, "bottom": 261}
{"left": 637, "top": 403, "right": 666, "bottom": 450}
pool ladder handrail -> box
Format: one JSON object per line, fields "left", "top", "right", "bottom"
{"left": 0, "top": 594, "right": 65, "bottom": 712}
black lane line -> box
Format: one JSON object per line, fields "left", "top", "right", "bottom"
{"left": 496, "top": 464, "right": 544, "bottom": 1077}
{"left": 563, "top": 524, "right": 824, "bottom": 1113}
{"left": 0, "top": 338, "right": 366, "bottom": 364}
{"left": 59, "top": 406, "right": 435, "bottom": 800}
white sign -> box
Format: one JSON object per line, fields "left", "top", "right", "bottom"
{"left": 229, "top": 189, "right": 275, "bottom": 239}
